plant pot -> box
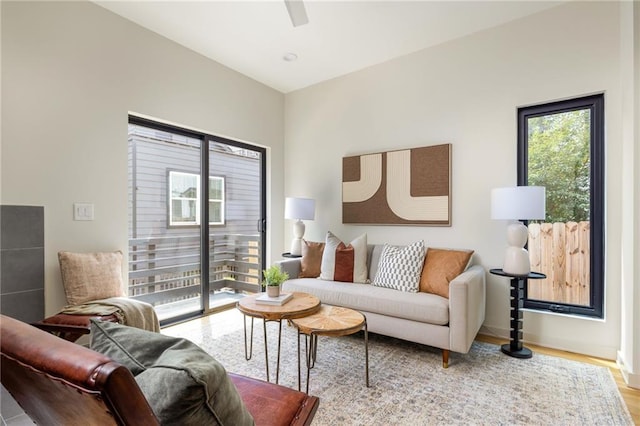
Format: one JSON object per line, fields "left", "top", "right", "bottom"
{"left": 267, "top": 285, "right": 280, "bottom": 297}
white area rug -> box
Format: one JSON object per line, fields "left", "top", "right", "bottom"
{"left": 164, "top": 310, "right": 632, "bottom": 426}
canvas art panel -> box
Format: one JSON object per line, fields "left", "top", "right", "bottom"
{"left": 342, "top": 143, "right": 451, "bottom": 226}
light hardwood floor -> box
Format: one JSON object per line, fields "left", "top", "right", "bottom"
{"left": 477, "top": 334, "right": 640, "bottom": 425}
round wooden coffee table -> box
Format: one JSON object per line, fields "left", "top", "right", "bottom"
{"left": 291, "top": 305, "right": 369, "bottom": 393}
{"left": 236, "top": 292, "right": 320, "bottom": 383}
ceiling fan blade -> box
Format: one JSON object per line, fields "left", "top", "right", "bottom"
{"left": 284, "top": 0, "right": 309, "bottom": 27}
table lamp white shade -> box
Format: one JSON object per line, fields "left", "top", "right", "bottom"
{"left": 491, "top": 186, "right": 546, "bottom": 275}
{"left": 285, "top": 197, "right": 316, "bottom": 256}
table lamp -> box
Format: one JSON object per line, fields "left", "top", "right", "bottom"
{"left": 285, "top": 197, "right": 315, "bottom": 256}
{"left": 491, "top": 186, "right": 546, "bottom": 275}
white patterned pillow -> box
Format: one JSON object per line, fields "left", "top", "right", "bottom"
{"left": 319, "top": 231, "right": 368, "bottom": 283}
{"left": 372, "top": 241, "right": 426, "bottom": 292}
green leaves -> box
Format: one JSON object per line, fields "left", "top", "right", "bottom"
{"left": 528, "top": 109, "right": 590, "bottom": 223}
{"left": 262, "top": 265, "right": 289, "bottom": 286}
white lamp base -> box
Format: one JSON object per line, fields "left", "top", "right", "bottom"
{"left": 290, "top": 220, "right": 306, "bottom": 256}
{"left": 502, "top": 222, "right": 531, "bottom": 276}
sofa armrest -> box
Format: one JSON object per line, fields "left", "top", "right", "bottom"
{"left": 448, "top": 264, "right": 486, "bottom": 353}
{"left": 274, "top": 258, "right": 302, "bottom": 280}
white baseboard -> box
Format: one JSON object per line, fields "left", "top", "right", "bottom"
{"left": 617, "top": 351, "right": 640, "bottom": 389}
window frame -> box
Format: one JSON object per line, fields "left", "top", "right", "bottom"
{"left": 167, "top": 170, "right": 226, "bottom": 227}
{"left": 129, "top": 114, "right": 267, "bottom": 325}
{"left": 517, "top": 93, "right": 604, "bottom": 318}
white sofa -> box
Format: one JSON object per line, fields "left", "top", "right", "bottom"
{"left": 277, "top": 244, "right": 486, "bottom": 368}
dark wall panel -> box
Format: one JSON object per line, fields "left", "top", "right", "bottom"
{"left": 1, "top": 205, "right": 44, "bottom": 323}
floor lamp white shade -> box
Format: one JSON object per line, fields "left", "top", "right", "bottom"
{"left": 491, "top": 186, "right": 546, "bottom": 275}
{"left": 285, "top": 197, "right": 316, "bottom": 256}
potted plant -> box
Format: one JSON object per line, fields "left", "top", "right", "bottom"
{"left": 263, "top": 265, "right": 289, "bottom": 297}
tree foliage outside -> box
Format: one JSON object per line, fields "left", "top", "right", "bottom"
{"left": 527, "top": 109, "right": 591, "bottom": 223}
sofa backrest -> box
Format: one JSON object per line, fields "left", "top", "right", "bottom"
{"left": 365, "top": 244, "right": 474, "bottom": 283}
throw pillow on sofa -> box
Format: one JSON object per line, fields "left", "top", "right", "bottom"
{"left": 90, "top": 320, "right": 254, "bottom": 426}
{"left": 419, "top": 248, "right": 474, "bottom": 298}
{"left": 299, "top": 240, "right": 325, "bottom": 278}
{"left": 319, "top": 231, "right": 368, "bottom": 283}
{"left": 372, "top": 240, "right": 426, "bottom": 292}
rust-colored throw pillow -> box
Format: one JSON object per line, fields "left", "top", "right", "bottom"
{"left": 319, "top": 231, "right": 368, "bottom": 283}
{"left": 419, "top": 248, "right": 474, "bottom": 298}
{"left": 299, "top": 240, "right": 325, "bottom": 278}
{"left": 58, "top": 251, "right": 126, "bottom": 306}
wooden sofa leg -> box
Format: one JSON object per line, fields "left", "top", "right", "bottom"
{"left": 442, "top": 349, "right": 449, "bottom": 368}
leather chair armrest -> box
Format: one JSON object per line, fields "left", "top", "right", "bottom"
{"left": 229, "top": 372, "right": 319, "bottom": 426}
{"left": 32, "top": 313, "right": 120, "bottom": 342}
{"left": 1, "top": 315, "right": 159, "bottom": 425}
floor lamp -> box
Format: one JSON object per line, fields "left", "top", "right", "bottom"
{"left": 285, "top": 197, "right": 315, "bottom": 256}
{"left": 491, "top": 186, "right": 546, "bottom": 275}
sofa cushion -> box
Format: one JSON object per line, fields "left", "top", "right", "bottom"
{"left": 283, "top": 278, "right": 449, "bottom": 325}
{"left": 58, "top": 251, "right": 126, "bottom": 305}
{"left": 420, "top": 248, "right": 474, "bottom": 298}
{"left": 372, "top": 241, "right": 426, "bottom": 292}
{"left": 320, "top": 231, "right": 368, "bottom": 283}
{"left": 90, "top": 320, "right": 254, "bottom": 426}
{"left": 299, "top": 240, "right": 325, "bottom": 278}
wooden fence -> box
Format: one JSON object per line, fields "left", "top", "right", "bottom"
{"left": 527, "top": 221, "right": 590, "bottom": 305}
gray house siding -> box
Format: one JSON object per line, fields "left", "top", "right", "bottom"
{"left": 129, "top": 129, "right": 261, "bottom": 239}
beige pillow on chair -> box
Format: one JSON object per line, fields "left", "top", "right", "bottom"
{"left": 58, "top": 251, "right": 126, "bottom": 305}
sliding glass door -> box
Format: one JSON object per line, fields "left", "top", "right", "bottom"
{"left": 128, "top": 117, "right": 266, "bottom": 324}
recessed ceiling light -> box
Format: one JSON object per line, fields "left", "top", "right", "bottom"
{"left": 283, "top": 52, "right": 298, "bottom": 62}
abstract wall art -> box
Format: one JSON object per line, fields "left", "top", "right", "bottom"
{"left": 342, "top": 143, "right": 451, "bottom": 226}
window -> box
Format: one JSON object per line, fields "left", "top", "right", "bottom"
{"left": 208, "top": 176, "right": 225, "bottom": 224}
{"left": 129, "top": 116, "right": 266, "bottom": 324}
{"left": 518, "top": 94, "right": 604, "bottom": 318}
{"left": 169, "top": 171, "right": 225, "bottom": 226}
{"left": 169, "top": 171, "right": 199, "bottom": 226}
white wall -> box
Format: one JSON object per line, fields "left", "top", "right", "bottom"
{"left": 1, "top": 1, "right": 285, "bottom": 315}
{"left": 285, "top": 1, "right": 632, "bottom": 360}
{"left": 617, "top": 0, "right": 640, "bottom": 388}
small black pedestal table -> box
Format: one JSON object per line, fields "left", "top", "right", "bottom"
{"left": 489, "top": 268, "right": 546, "bottom": 359}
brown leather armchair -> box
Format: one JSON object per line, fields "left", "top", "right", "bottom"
{"left": 1, "top": 315, "right": 318, "bottom": 425}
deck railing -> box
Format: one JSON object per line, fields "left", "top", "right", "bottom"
{"left": 128, "top": 234, "right": 261, "bottom": 307}
{"left": 527, "top": 221, "right": 590, "bottom": 305}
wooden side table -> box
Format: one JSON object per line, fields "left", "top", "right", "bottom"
{"left": 291, "top": 305, "right": 369, "bottom": 393}
{"left": 236, "top": 292, "right": 320, "bottom": 383}
{"left": 490, "top": 268, "right": 546, "bottom": 359}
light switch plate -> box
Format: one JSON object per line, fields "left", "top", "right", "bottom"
{"left": 73, "top": 203, "right": 94, "bottom": 221}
